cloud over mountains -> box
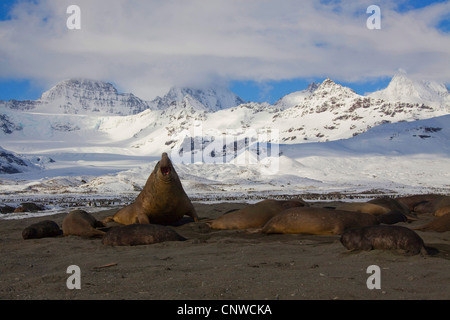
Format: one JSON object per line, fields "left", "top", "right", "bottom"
{"left": 0, "top": 0, "right": 449, "bottom": 100}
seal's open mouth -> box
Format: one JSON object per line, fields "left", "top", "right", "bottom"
{"left": 161, "top": 166, "right": 171, "bottom": 176}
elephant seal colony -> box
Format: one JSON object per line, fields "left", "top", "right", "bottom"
{"left": 102, "top": 153, "right": 198, "bottom": 225}
{"left": 9, "top": 186, "right": 450, "bottom": 300}
{"left": 11, "top": 151, "right": 448, "bottom": 299}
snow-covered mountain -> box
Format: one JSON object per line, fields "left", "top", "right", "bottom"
{"left": 0, "top": 79, "right": 151, "bottom": 116}
{"left": 149, "top": 86, "right": 246, "bottom": 112}
{"left": 0, "top": 75, "right": 448, "bottom": 163}
{"left": 368, "top": 71, "right": 449, "bottom": 109}
{"left": 38, "top": 79, "right": 151, "bottom": 115}
{"left": 0, "top": 74, "right": 449, "bottom": 204}
{"left": 272, "top": 78, "right": 448, "bottom": 143}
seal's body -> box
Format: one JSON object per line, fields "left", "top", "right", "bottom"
{"left": 209, "top": 199, "right": 308, "bottom": 230}
{"left": 334, "top": 202, "right": 390, "bottom": 216}
{"left": 407, "top": 196, "right": 450, "bottom": 214}
{"left": 413, "top": 214, "right": 450, "bottom": 232}
{"left": 62, "top": 210, "right": 106, "bottom": 238}
{"left": 104, "top": 153, "right": 198, "bottom": 225}
{"left": 22, "top": 220, "right": 62, "bottom": 240}
{"left": 396, "top": 194, "right": 445, "bottom": 212}
{"left": 102, "top": 224, "right": 185, "bottom": 246}
{"left": 261, "top": 207, "right": 379, "bottom": 235}
{"left": 340, "top": 225, "right": 427, "bottom": 255}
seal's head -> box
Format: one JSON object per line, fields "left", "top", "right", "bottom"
{"left": 155, "top": 152, "right": 175, "bottom": 181}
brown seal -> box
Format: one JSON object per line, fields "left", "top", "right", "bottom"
{"left": 62, "top": 209, "right": 106, "bottom": 238}
{"left": 103, "top": 153, "right": 198, "bottom": 225}
{"left": 368, "top": 197, "right": 410, "bottom": 215}
{"left": 434, "top": 205, "right": 450, "bottom": 217}
{"left": 410, "top": 196, "right": 450, "bottom": 214}
{"left": 413, "top": 214, "right": 450, "bottom": 232}
{"left": 22, "top": 220, "right": 62, "bottom": 240}
{"left": 395, "top": 194, "right": 446, "bottom": 212}
{"left": 208, "top": 199, "right": 308, "bottom": 230}
{"left": 261, "top": 207, "right": 379, "bottom": 235}
{"left": 340, "top": 225, "right": 427, "bottom": 256}
{"left": 101, "top": 224, "right": 186, "bottom": 246}
{"left": 334, "top": 202, "right": 390, "bottom": 216}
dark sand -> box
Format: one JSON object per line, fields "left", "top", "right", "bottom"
{"left": 1, "top": 201, "right": 449, "bottom": 300}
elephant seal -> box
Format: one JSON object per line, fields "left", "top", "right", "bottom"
{"left": 102, "top": 224, "right": 186, "bottom": 246}
{"left": 22, "top": 220, "right": 62, "bottom": 240}
{"left": 340, "top": 225, "right": 427, "bottom": 256}
{"left": 62, "top": 210, "right": 106, "bottom": 238}
{"left": 368, "top": 197, "right": 410, "bottom": 215}
{"left": 435, "top": 206, "right": 450, "bottom": 217}
{"left": 395, "top": 194, "right": 445, "bottom": 212}
{"left": 334, "top": 202, "right": 390, "bottom": 216}
{"left": 103, "top": 153, "right": 198, "bottom": 225}
{"left": 261, "top": 207, "right": 379, "bottom": 235}
{"left": 413, "top": 214, "right": 450, "bottom": 232}
{"left": 411, "top": 196, "right": 450, "bottom": 214}
{"left": 208, "top": 199, "right": 308, "bottom": 230}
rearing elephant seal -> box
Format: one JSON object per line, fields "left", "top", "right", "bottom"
{"left": 208, "top": 199, "right": 308, "bottom": 230}
{"left": 103, "top": 153, "right": 198, "bottom": 225}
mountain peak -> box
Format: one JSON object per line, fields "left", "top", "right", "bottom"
{"left": 40, "top": 78, "right": 118, "bottom": 101}
{"left": 37, "top": 78, "right": 149, "bottom": 115}
{"left": 150, "top": 86, "right": 245, "bottom": 112}
{"left": 368, "top": 73, "right": 449, "bottom": 108}
{"left": 308, "top": 78, "right": 358, "bottom": 100}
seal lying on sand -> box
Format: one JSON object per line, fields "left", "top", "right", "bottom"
{"left": 410, "top": 196, "right": 450, "bottom": 214}
{"left": 334, "top": 202, "right": 390, "bottom": 216}
{"left": 208, "top": 199, "right": 308, "bottom": 230}
{"left": 261, "top": 207, "right": 379, "bottom": 235}
{"left": 102, "top": 224, "right": 186, "bottom": 246}
{"left": 103, "top": 153, "right": 198, "bottom": 225}
{"left": 395, "top": 194, "right": 446, "bottom": 212}
{"left": 340, "top": 225, "right": 427, "bottom": 256}
{"left": 62, "top": 210, "right": 106, "bottom": 238}
{"left": 368, "top": 197, "right": 410, "bottom": 215}
{"left": 22, "top": 220, "right": 62, "bottom": 240}
{"left": 413, "top": 214, "right": 450, "bottom": 232}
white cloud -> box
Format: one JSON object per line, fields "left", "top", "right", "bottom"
{"left": 0, "top": 0, "right": 449, "bottom": 100}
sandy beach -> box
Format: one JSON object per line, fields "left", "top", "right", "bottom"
{"left": 0, "top": 200, "right": 449, "bottom": 301}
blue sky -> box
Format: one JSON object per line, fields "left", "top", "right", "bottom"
{"left": 0, "top": 0, "right": 449, "bottom": 103}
